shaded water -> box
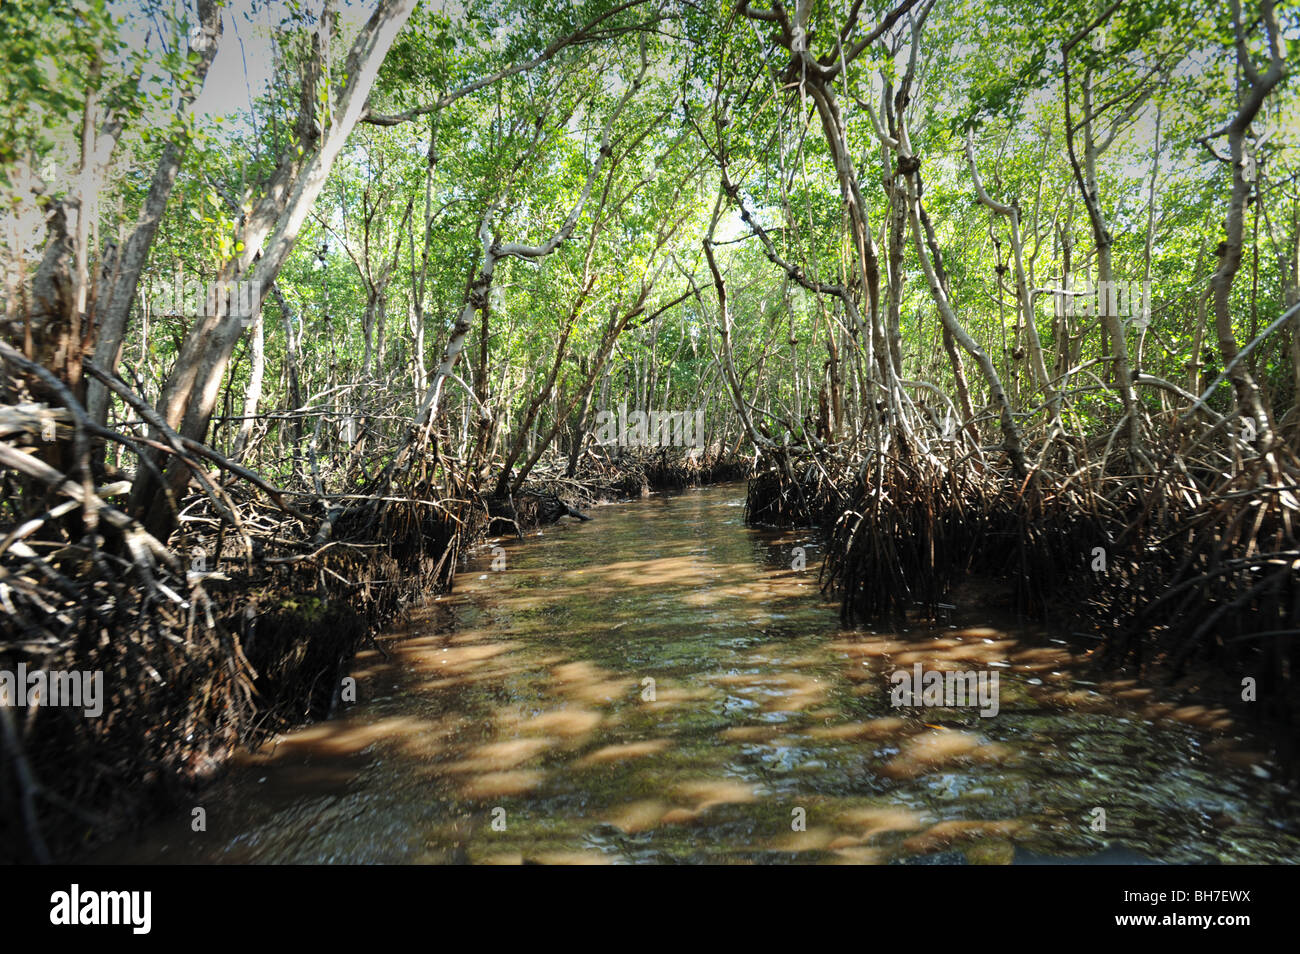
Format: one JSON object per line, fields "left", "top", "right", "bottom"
{"left": 98, "top": 484, "right": 1299, "bottom": 864}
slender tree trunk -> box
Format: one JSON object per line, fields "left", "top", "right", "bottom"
{"left": 131, "top": 0, "right": 417, "bottom": 538}
{"left": 1208, "top": 0, "right": 1286, "bottom": 452}
{"left": 87, "top": 0, "right": 223, "bottom": 427}
{"left": 230, "top": 308, "right": 265, "bottom": 463}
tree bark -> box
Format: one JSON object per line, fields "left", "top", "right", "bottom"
{"left": 86, "top": 0, "right": 223, "bottom": 427}
{"left": 131, "top": 0, "right": 417, "bottom": 538}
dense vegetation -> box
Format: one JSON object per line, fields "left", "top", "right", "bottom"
{"left": 1, "top": 0, "right": 1296, "bottom": 861}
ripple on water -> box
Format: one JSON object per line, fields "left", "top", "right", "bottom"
{"left": 91, "top": 484, "right": 1300, "bottom": 865}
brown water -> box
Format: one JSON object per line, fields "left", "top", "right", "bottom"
{"left": 97, "top": 483, "right": 1300, "bottom": 864}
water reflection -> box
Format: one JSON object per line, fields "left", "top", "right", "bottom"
{"left": 93, "top": 485, "right": 1300, "bottom": 864}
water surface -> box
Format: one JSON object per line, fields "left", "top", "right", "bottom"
{"left": 97, "top": 484, "right": 1300, "bottom": 864}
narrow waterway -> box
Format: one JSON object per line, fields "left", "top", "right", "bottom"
{"left": 98, "top": 484, "right": 1300, "bottom": 864}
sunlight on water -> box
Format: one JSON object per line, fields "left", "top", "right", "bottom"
{"left": 95, "top": 485, "right": 1300, "bottom": 864}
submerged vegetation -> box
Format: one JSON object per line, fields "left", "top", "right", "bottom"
{"left": 1, "top": 0, "right": 1298, "bottom": 862}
